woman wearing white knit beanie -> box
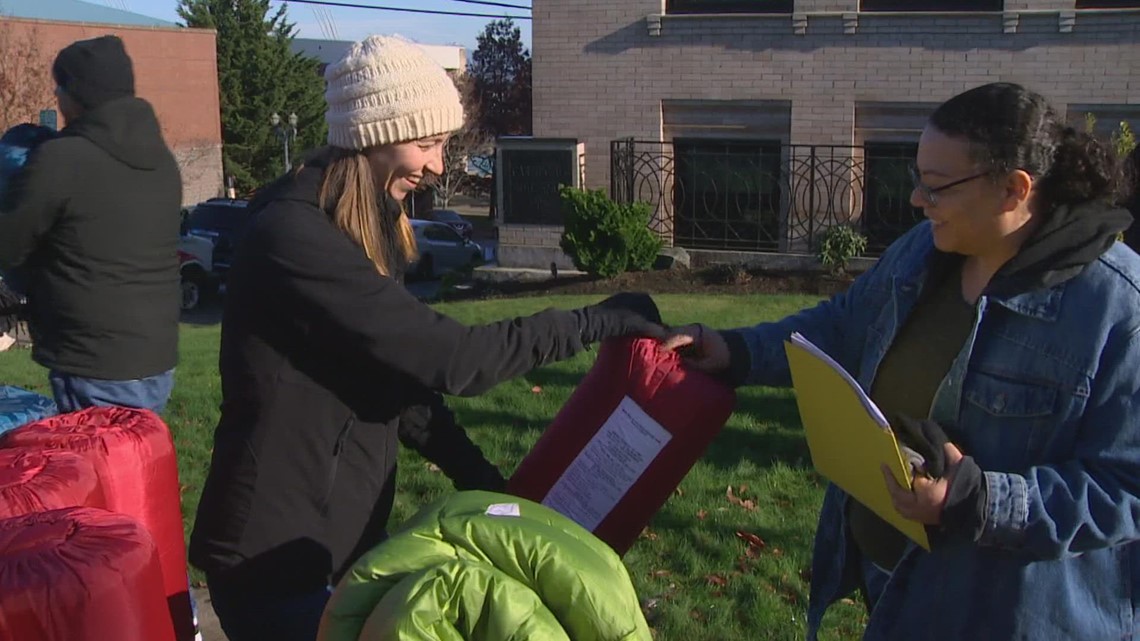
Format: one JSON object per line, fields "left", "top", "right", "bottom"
{"left": 189, "top": 34, "right": 664, "bottom": 641}
{"left": 320, "top": 34, "right": 466, "bottom": 274}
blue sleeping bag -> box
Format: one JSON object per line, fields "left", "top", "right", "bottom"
{"left": 0, "top": 123, "right": 56, "bottom": 201}
{"left": 0, "top": 124, "right": 55, "bottom": 302}
{"left": 0, "top": 386, "right": 57, "bottom": 437}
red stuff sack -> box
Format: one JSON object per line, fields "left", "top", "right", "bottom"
{"left": 0, "top": 448, "right": 105, "bottom": 518}
{"left": 507, "top": 337, "right": 736, "bottom": 555}
{"left": 0, "top": 507, "right": 176, "bottom": 641}
{"left": 2, "top": 406, "right": 193, "bottom": 640}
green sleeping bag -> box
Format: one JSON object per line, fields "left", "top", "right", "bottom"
{"left": 318, "top": 491, "right": 653, "bottom": 641}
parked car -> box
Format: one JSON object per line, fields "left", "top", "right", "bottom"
{"left": 426, "top": 209, "right": 474, "bottom": 240}
{"left": 181, "top": 198, "right": 253, "bottom": 282}
{"left": 177, "top": 233, "right": 216, "bottom": 311}
{"left": 408, "top": 220, "right": 484, "bottom": 280}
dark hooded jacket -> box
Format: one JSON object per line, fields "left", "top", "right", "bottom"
{"left": 188, "top": 153, "right": 662, "bottom": 593}
{"left": 0, "top": 96, "right": 182, "bottom": 379}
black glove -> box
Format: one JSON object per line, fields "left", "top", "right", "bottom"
{"left": 894, "top": 415, "right": 988, "bottom": 545}
{"left": 894, "top": 414, "right": 951, "bottom": 477}
{"left": 572, "top": 292, "right": 663, "bottom": 344}
{"left": 397, "top": 392, "right": 506, "bottom": 492}
{"left": 0, "top": 278, "right": 25, "bottom": 335}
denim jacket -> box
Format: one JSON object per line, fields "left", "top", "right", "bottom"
{"left": 731, "top": 221, "right": 1140, "bottom": 640}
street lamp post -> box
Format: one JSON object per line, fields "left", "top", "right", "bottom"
{"left": 270, "top": 112, "right": 299, "bottom": 172}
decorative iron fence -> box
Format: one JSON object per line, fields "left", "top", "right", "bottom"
{"left": 610, "top": 139, "right": 924, "bottom": 256}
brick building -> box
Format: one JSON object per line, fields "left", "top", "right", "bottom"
{"left": 0, "top": 0, "right": 223, "bottom": 205}
{"left": 515, "top": 0, "right": 1140, "bottom": 264}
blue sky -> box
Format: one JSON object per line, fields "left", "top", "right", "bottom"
{"left": 120, "top": 0, "right": 532, "bottom": 51}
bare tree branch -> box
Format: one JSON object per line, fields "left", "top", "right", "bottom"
{"left": 425, "top": 72, "right": 492, "bottom": 208}
{"left": 0, "top": 21, "right": 54, "bottom": 132}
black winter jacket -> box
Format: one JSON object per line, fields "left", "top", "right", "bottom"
{"left": 188, "top": 156, "right": 658, "bottom": 592}
{"left": 0, "top": 97, "right": 182, "bottom": 379}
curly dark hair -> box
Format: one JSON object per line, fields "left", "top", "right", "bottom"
{"left": 929, "top": 82, "right": 1124, "bottom": 214}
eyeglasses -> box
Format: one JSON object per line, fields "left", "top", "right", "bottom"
{"left": 908, "top": 165, "right": 989, "bottom": 206}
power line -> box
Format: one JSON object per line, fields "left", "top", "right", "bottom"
{"left": 443, "top": 0, "right": 531, "bottom": 10}
{"left": 281, "top": 0, "right": 532, "bottom": 19}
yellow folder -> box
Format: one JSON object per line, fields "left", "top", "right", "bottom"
{"left": 784, "top": 333, "right": 930, "bottom": 550}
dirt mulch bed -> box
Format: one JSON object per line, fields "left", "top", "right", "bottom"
{"left": 442, "top": 264, "right": 855, "bottom": 302}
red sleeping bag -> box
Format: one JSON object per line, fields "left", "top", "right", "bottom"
{"left": 0, "top": 448, "right": 105, "bottom": 518}
{"left": 0, "top": 507, "right": 176, "bottom": 641}
{"left": 2, "top": 407, "right": 193, "bottom": 640}
{"left": 508, "top": 337, "right": 736, "bottom": 555}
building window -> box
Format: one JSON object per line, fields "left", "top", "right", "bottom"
{"left": 862, "top": 143, "right": 923, "bottom": 253}
{"left": 667, "top": 0, "right": 794, "bottom": 14}
{"left": 1076, "top": 0, "right": 1140, "bottom": 7}
{"left": 672, "top": 139, "right": 783, "bottom": 252}
{"left": 860, "top": 0, "right": 1002, "bottom": 10}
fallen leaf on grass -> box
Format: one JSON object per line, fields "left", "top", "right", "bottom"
{"left": 696, "top": 509, "right": 708, "bottom": 521}
{"left": 737, "top": 531, "right": 767, "bottom": 559}
{"left": 426, "top": 463, "right": 442, "bottom": 473}
{"left": 689, "top": 609, "right": 706, "bottom": 621}
{"left": 705, "top": 574, "right": 728, "bottom": 587}
{"left": 735, "top": 530, "right": 767, "bottom": 550}
{"left": 726, "top": 486, "right": 757, "bottom": 511}
{"left": 674, "top": 486, "right": 684, "bottom": 497}
{"left": 531, "top": 386, "right": 543, "bottom": 394}
{"left": 639, "top": 527, "right": 659, "bottom": 541}
{"left": 650, "top": 570, "right": 672, "bottom": 578}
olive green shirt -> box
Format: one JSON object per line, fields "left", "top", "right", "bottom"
{"left": 847, "top": 266, "right": 976, "bottom": 571}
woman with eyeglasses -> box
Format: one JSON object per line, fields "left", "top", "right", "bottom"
{"left": 663, "top": 82, "right": 1140, "bottom": 640}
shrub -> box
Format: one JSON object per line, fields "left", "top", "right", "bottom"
{"left": 559, "top": 186, "right": 662, "bottom": 278}
{"left": 818, "top": 224, "right": 868, "bottom": 275}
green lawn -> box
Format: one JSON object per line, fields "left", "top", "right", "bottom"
{"left": 0, "top": 294, "right": 867, "bottom": 640}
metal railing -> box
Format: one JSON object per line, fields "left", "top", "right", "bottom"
{"left": 610, "top": 138, "right": 924, "bottom": 255}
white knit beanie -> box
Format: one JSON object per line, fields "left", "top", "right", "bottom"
{"left": 324, "top": 35, "right": 464, "bottom": 150}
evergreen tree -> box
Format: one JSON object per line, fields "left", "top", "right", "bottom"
{"left": 470, "top": 19, "right": 532, "bottom": 138}
{"left": 178, "top": 0, "right": 326, "bottom": 192}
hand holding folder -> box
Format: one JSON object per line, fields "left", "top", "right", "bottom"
{"left": 783, "top": 332, "right": 931, "bottom": 550}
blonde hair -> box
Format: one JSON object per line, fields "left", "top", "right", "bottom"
{"left": 315, "top": 146, "right": 417, "bottom": 276}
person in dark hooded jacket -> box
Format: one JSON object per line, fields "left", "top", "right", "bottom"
{"left": 0, "top": 35, "right": 182, "bottom": 413}
{"left": 189, "top": 35, "right": 664, "bottom": 641}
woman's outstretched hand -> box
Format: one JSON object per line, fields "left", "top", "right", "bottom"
{"left": 661, "top": 323, "right": 732, "bottom": 373}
